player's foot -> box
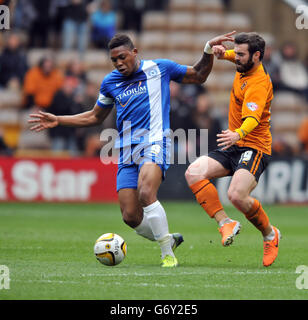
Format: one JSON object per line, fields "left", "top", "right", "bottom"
{"left": 172, "top": 233, "right": 184, "bottom": 252}
{"left": 161, "top": 255, "right": 178, "bottom": 268}
{"left": 218, "top": 220, "right": 241, "bottom": 246}
{"left": 263, "top": 226, "right": 281, "bottom": 267}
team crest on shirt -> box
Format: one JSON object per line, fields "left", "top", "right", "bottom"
{"left": 146, "top": 67, "right": 158, "bottom": 78}
{"left": 247, "top": 102, "right": 258, "bottom": 111}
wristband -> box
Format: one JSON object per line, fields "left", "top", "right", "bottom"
{"left": 204, "top": 41, "right": 213, "bottom": 54}
{"left": 235, "top": 117, "right": 259, "bottom": 140}
{"left": 235, "top": 128, "right": 245, "bottom": 139}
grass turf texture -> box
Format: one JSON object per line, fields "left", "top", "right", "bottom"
{"left": 0, "top": 202, "right": 308, "bottom": 300}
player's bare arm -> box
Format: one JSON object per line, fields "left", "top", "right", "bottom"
{"left": 28, "top": 104, "right": 112, "bottom": 132}
{"left": 182, "top": 31, "right": 236, "bottom": 84}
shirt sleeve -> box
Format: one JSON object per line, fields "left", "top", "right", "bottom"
{"left": 223, "top": 49, "right": 236, "bottom": 63}
{"left": 242, "top": 82, "right": 268, "bottom": 122}
{"left": 96, "top": 78, "right": 114, "bottom": 109}
{"left": 162, "top": 59, "right": 188, "bottom": 82}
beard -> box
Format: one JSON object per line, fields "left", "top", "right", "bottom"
{"left": 235, "top": 56, "right": 255, "bottom": 73}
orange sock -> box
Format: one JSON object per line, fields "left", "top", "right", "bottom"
{"left": 189, "top": 179, "right": 224, "bottom": 218}
{"left": 244, "top": 199, "right": 269, "bottom": 232}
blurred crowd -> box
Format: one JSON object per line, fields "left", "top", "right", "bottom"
{"left": 0, "top": 0, "right": 308, "bottom": 159}
{"left": 262, "top": 41, "right": 308, "bottom": 157}
{"left": 9, "top": 0, "right": 167, "bottom": 53}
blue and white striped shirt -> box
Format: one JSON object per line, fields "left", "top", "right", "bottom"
{"left": 97, "top": 59, "right": 187, "bottom": 148}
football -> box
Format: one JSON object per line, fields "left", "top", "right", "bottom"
{"left": 94, "top": 233, "right": 127, "bottom": 266}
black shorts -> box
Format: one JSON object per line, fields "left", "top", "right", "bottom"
{"left": 208, "top": 145, "right": 271, "bottom": 182}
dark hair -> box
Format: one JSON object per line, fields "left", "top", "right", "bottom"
{"left": 234, "top": 32, "right": 265, "bottom": 61}
{"left": 38, "top": 54, "right": 54, "bottom": 68}
{"left": 108, "top": 34, "right": 135, "bottom": 50}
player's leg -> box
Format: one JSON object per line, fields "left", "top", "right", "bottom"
{"left": 227, "top": 168, "right": 270, "bottom": 233}
{"left": 137, "top": 162, "right": 179, "bottom": 267}
{"left": 228, "top": 167, "right": 281, "bottom": 267}
{"left": 117, "top": 163, "right": 156, "bottom": 241}
{"left": 185, "top": 155, "right": 241, "bottom": 246}
{"left": 118, "top": 188, "right": 155, "bottom": 241}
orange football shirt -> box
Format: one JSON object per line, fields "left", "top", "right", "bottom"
{"left": 223, "top": 49, "right": 273, "bottom": 155}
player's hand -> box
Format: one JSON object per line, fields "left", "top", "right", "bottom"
{"left": 28, "top": 111, "right": 59, "bottom": 132}
{"left": 217, "top": 129, "right": 240, "bottom": 151}
{"left": 212, "top": 45, "right": 226, "bottom": 59}
{"left": 208, "top": 31, "right": 236, "bottom": 48}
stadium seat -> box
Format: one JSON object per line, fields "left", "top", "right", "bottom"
{"left": 224, "top": 13, "right": 252, "bottom": 32}
{"left": 83, "top": 50, "right": 110, "bottom": 70}
{"left": 139, "top": 50, "right": 168, "bottom": 61}
{"left": 271, "top": 111, "right": 303, "bottom": 132}
{"left": 194, "top": 12, "right": 224, "bottom": 32}
{"left": 271, "top": 91, "right": 306, "bottom": 111}
{"left": 195, "top": 0, "right": 224, "bottom": 12}
{"left": 192, "top": 32, "right": 218, "bottom": 51}
{"left": 168, "top": 12, "right": 195, "bottom": 31}
{"left": 165, "top": 50, "right": 200, "bottom": 65}
{"left": 139, "top": 31, "right": 167, "bottom": 51}
{"left": 169, "top": 0, "right": 196, "bottom": 12}
{"left": 142, "top": 12, "right": 168, "bottom": 31}
{"left": 166, "top": 32, "right": 194, "bottom": 51}
{"left": 0, "top": 89, "right": 22, "bottom": 109}
{"left": 17, "top": 129, "right": 51, "bottom": 150}
{"left": 87, "top": 70, "right": 111, "bottom": 86}
{"left": 0, "top": 109, "right": 19, "bottom": 126}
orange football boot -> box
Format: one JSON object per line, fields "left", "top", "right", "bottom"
{"left": 218, "top": 220, "right": 241, "bottom": 246}
{"left": 263, "top": 226, "right": 281, "bottom": 267}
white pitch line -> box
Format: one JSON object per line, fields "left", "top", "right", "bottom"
{"left": 82, "top": 270, "right": 293, "bottom": 277}
{"left": 12, "top": 279, "right": 290, "bottom": 290}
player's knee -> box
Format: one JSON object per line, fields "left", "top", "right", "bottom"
{"left": 121, "top": 209, "right": 139, "bottom": 228}
{"left": 228, "top": 189, "right": 246, "bottom": 209}
{"left": 185, "top": 166, "right": 206, "bottom": 186}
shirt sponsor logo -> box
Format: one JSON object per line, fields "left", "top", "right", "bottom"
{"left": 247, "top": 102, "right": 258, "bottom": 111}
{"left": 150, "top": 144, "right": 161, "bottom": 156}
{"left": 116, "top": 81, "right": 147, "bottom": 108}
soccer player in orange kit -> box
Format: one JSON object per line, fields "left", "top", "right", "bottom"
{"left": 185, "top": 32, "right": 281, "bottom": 267}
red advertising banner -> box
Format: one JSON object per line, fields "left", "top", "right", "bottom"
{"left": 0, "top": 157, "right": 118, "bottom": 202}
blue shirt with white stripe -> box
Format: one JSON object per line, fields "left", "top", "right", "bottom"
{"left": 96, "top": 59, "right": 187, "bottom": 148}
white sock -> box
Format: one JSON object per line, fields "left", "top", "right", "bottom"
{"left": 218, "top": 218, "right": 233, "bottom": 228}
{"left": 143, "top": 200, "right": 174, "bottom": 258}
{"left": 134, "top": 214, "right": 155, "bottom": 241}
{"left": 263, "top": 227, "right": 275, "bottom": 241}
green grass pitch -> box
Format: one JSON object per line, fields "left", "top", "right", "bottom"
{"left": 0, "top": 202, "right": 308, "bottom": 300}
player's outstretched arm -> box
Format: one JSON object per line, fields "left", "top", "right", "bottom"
{"left": 28, "top": 104, "right": 112, "bottom": 132}
{"left": 182, "top": 31, "right": 236, "bottom": 84}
